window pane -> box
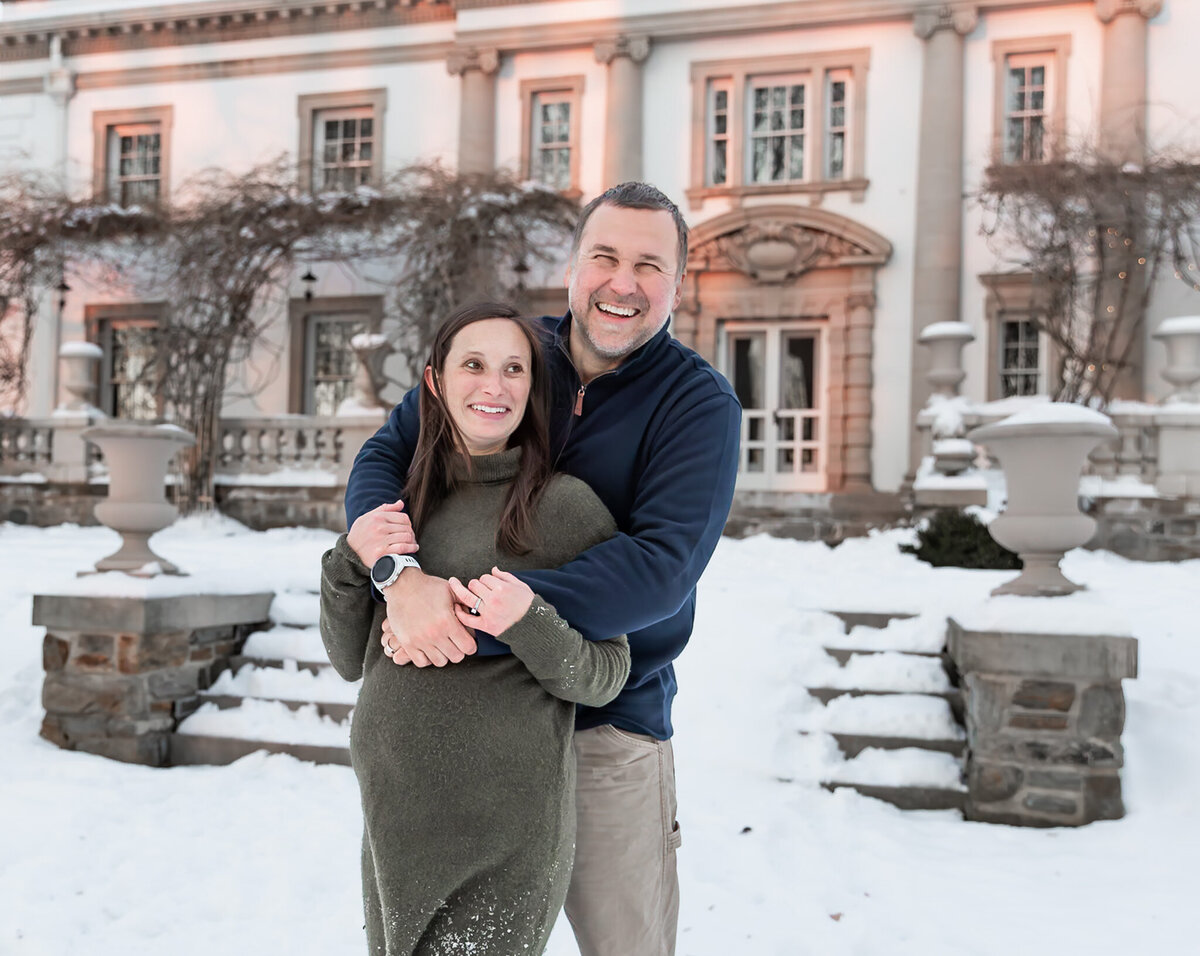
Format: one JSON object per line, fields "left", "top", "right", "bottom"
{"left": 1031, "top": 66, "right": 1045, "bottom": 85}
{"left": 790, "top": 108, "right": 804, "bottom": 129}
{"left": 771, "top": 136, "right": 786, "bottom": 180}
{"left": 360, "top": 142, "right": 372, "bottom": 161}
{"left": 1029, "top": 117, "right": 1044, "bottom": 160}
{"left": 715, "top": 89, "right": 728, "bottom": 110}
{"left": 752, "top": 138, "right": 768, "bottom": 182}
{"left": 715, "top": 113, "right": 727, "bottom": 135}
{"left": 770, "top": 107, "right": 784, "bottom": 132}
{"left": 324, "top": 143, "right": 338, "bottom": 163}
{"left": 342, "top": 141, "right": 355, "bottom": 161}
{"left": 831, "top": 81, "right": 845, "bottom": 103}
{"left": 771, "top": 86, "right": 785, "bottom": 108}
{"left": 342, "top": 119, "right": 356, "bottom": 139}
{"left": 753, "top": 87, "right": 768, "bottom": 110}
{"left": 830, "top": 106, "right": 845, "bottom": 127}
{"left": 753, "top": 109, "right": 768, "bottom": 133}
{"left": 324, "top": 120, "right": 339, "bottom": 140}
{"left": 1031, "top": 90, "right": 1045, "bottom": 111}
{"left": 829, "top": 132, "right": 844, "bottom": 178}
{"left": 713, "top": 140, "right": 727, "bottom": 185}
{"left": 788, "top": 135, "right": 804, "bottom": 179}
{"left": 360, "top": 118, "right": 373, "bottom": 138}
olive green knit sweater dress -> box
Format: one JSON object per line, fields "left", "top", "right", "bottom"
{"left": 319, "top": 449, "right": 631, "bottom": 956}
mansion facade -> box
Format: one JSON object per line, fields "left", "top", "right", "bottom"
{"left": 1, "top": 0, "right": 1196, "bottom": 521}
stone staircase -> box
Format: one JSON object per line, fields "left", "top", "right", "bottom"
{"left": 169, "top": 590, "right": 354, "bottom": 767}
{"left": 803, "top": 611, "right": 968, "bottom": 813}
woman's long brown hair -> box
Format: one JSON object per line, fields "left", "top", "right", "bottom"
{"left": 404, "top": 301, "right": 553, "bottom": 556}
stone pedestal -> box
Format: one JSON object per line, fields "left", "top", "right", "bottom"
{"left": 948, "top": 617, "right": 1137, "bottom": 827}
{"left": 34, "top": 592, "right": 272, "bottom": 765}
{"left": 1155, "top": 407, "right": 1200, "bottom": 497}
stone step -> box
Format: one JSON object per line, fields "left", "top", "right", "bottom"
{"left": 241, "top": 624, "right": 329, "bottom": 663}
{"left": 797, "top": 691, "right": 965, "bottom": 743}
{"left": 827, "top": 610, "right": 916, "bottom": 633}
{"left": 228, "top": 654, "right": 331, "bottom": 675}
{"left": 805, "top": 686, "right": 965, "bottom": 724}
{"left": 269, "top": 591, "right": 321, "bottom": 628}
{"left": 826, "top": 731, "right": 966, "bottom": 759}
{"left": 198, "top": 693, "right": 353, "bottom": 723}
{"left": 822, "top": 646, "right": 943, "bottom": 666}
{"left": 820, "top": 782, "right": 966, "bottom": 813}
{"left": 169, "top": 733, "right": 350, "bottom": 767}
{"left": 210, "top": 660, "right": 358, "bottom": 702}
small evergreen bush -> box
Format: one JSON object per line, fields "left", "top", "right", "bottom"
{"left": 901, "top": 509, "right": 1022, "bottom": 570}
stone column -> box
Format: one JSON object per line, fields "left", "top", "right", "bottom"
{"left": 948, "top": 617, "right": 1138, "bottom": 826}
{"left": 842, "top": 290, "right": 876, "bottom": 491}
{"left": 595, "top": 35, "right": 651, "bottom": 186}
{"left": 906, "top": 5, "right": 978, "bottom": 478}
{"left": 1095, "top": 0, "right": 1161, "bottom": 399}
{"left": 1095, "top": 0, "right": 1161, "bottom": 164}
{"left": 447, "top": 47, "right": 500, "bottom": 176}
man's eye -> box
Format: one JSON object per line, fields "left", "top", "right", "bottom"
{"left": 594, "top": 254, "right": 617, "bottom": 264}
{"left": 636, "top": 262, "right": 662, "bottom": 273}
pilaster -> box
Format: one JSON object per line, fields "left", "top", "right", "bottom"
{"left": 447, "top": 47, "right": 500, "bottom": 176}
{"left": 594, "top": 35, "right": 651, "bottom": 186}
{"left": 905, "top": 4, "right": 977, "bottom": 479}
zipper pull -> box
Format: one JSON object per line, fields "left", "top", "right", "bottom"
{"left": 573, "top": 385, "right": 585, "bottom": 416}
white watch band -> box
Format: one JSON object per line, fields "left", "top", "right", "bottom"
{"left": 372, "top": 553, "right": 421, "bottom": 592}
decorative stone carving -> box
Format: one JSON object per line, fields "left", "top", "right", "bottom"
{"left": 913, "top": 4, "right": 979, "bottom": 39}
{"left": 708, "top": 222, "right": 866, "bottom": 284}
{"left": 58, "top": 341, "right": 102, "bottom": 412}
{"left": 1153, "top": 315, "right": 1200, "bottom": 404}
{"left": 918, "top": 321, "right": 974, "bottom": 398}
{"left": 446, "top": 46, "right": 500, "bottom": 76}
{"left": 594, "top": 34, "right": 651, "bottom": 65}
{"left": 1094, "top": 0, "right": 1163, "bottom": 23}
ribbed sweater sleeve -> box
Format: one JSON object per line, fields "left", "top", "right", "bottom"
{"left": 501, "top": 600, "right": 630, "bottom": 707}
{"left": 319, "top": 534, "right": 376, "bottom": 682}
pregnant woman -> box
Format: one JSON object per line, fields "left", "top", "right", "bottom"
{"left": 319, "top": 302, "right": 631, "bottom": 955}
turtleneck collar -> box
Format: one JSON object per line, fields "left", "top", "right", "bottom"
{"left": 450, "top": 446, "right": 522, "bottom": 484}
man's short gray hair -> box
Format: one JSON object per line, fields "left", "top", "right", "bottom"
{"left": 570, "top": 182, "right": 689, "bottom": 277}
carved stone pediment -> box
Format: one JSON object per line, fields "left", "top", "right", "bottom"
{"left": 697, "top": 220, "right": 875, "bottom": 284}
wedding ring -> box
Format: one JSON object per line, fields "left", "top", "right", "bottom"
{"left": 468, "top": 595, "right": 483, "bottom": 617}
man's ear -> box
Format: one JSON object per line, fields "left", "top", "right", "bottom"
{"left": 423, "top": 365, "right": 437, "bottom": 397}
{"left": 671, "top": 270, "right": 685, "bottom": 312}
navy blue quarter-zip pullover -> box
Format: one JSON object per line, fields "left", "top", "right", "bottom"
{"left": 344, "top": 313, "right": 741, "bottom": 739}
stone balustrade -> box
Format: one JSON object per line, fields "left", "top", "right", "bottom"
{"left": 1, "top": 410, "right": 385, "bottom": 529}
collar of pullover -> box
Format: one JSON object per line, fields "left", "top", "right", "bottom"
{"left": 451, "top": 446, "right": 522, "bottom": 484}
{"left": 550, "top": 311, "right": 671, "bottom": 382}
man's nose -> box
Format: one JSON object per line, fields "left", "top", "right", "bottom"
{"left": 607, "top": 262, "right": 638, "bottom": 296}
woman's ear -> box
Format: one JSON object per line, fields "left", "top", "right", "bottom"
{"left": 423, "top": 365, "right": 437, "bottom": 397}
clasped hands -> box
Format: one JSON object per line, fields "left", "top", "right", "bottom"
{"left": 348, "top": 498, "right": 533, "bottom": 669}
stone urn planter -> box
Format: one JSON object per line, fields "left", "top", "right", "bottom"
{"left": 969, "top": 405, "right": 1117, "bottom": 596}
{"left": 1153, "top": 315, "right": 1200, "bottom": 403}
{"left": 81, "top": 422, "right": 195, "bottom": 575}
{"left": 58, "top": 341, "right": 103, "bottom": 412}
{"left": 338, "top": 331, "right": 392, "bottom": 416}
{"left": 919, "top": 321, "right": 975, "bottom": 398}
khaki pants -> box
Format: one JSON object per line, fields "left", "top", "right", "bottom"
{"left": 565, "top": 724, "right": 682, "bottom": 956}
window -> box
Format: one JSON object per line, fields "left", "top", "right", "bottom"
{"left": 748, "top": 77, "right": 807, "bottom": 184}
{"left": 689, "top": 49, "right": 869, "bottom": 207}
{"left": 288, "top": 296, "right": 383, "bottom": 415}
{"left": 92, "top": 107, "right": 173, "bottom": 205}
{"left": 297, "top": 90, "right": 387, "bottom": 193}
{"left": 980, "top": 273, "right": 1057, "bottom": 400}
{"left": 991, "top": 37, "right": 1071, "bottom": 165}
{"left": 86, "top": 305, "right": 164, "bottom": 420}
{"left": 314, "top": 109, "right": 375, "bottom": 191}
{"left": 306, "top": 313, "right": 367, "bottom": 416}
{"left": 520, "top": 77, "right": 584, "bottom": 195}
{"left": 998, "top": 313, "right": 1041, "bottom": 397}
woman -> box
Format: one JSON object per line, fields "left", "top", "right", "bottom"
{"left": 319, "top": 302, "right": 631, "bottom": 956}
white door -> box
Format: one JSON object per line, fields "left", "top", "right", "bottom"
{"left": 721, "top": 321, "right": 827, "bottom": 492}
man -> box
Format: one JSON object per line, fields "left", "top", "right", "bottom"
{"left": 344, "top": 182, "right": 740, "bottom": 956}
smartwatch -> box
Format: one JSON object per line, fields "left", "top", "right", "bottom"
{"left": 371, "top": 553, "right": 421, "bottom": 592}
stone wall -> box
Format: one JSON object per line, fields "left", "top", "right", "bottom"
{"left": 34, "top": 592, "right": 273, "bottom": 765}
{"left": 0, "top": 481, "right": 102, "bottom": 527}
{"left": 947, "top": 619, "right": 1137, "bottom": 827}
{"left": 1085, "top": 495, "right": 1200, "bottom": 561}
{"left": 726, "top": 490, "right": 908, "bottom": 543}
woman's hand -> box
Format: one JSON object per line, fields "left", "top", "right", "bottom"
{"left": 449, "top": 568, "right": 534, "bottom": 637}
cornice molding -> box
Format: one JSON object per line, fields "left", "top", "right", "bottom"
{"left": 913, "top": 4, "right": 979, "bottom": 39}
{"left": 1094, "top": 0, "right": 1163, "bottom": 23}
{"left": 73, "top": 41, "right": 451, "bottom": 92}
{"left": 0, "top": 0, "right": 454, "bottom": 63}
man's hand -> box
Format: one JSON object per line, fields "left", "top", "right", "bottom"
{"left": 449, "top": 569, "right": 534, "bottom": 637}
{"left": 380, "top": 570, "right": 477, "bottom": 667}
{"left": 347, "top": 499, "right": 417, "bottom": 568}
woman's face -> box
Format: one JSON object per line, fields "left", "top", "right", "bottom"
{"left": 427, "top": 317, "right": 533, "bottom": 456}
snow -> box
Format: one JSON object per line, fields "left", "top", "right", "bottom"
{"left": 952, "top": 595, "right": 1133, "bottom": 638}
{"left": 0, "top": 472, "right": 47, "bottom": 484}
{"left": 179, "top": 699, "right": 352, "bottom": 747}
{"left": 931, "top": 438, "right": 974, "bottom": 455}
{"left": 205, "top": 661, "right": 360, "bottom": 707}
{"left": 827, "top": 748, "right": 967, "bottom": 789}
{"left": 349, "top": 331, "right": 389, "bottom": 350}
{"left": 993, "top": 402, "right": 1114, "bottom": 428}
{"left": 1078, "top": 474, "right": 1161, "bottom": 499}
{"left": 917, "top": 321, "right": 974, "bottom": 341}
{"left": 57, "top": 341, "right": 103, "bottom": 358}
{"left": 213, "top": 468, "right": 337, "bottom": 487}
{"left": 1, "top": 520, "right": 1197, "bottom": 953}
{"left": 1154, "top": 314, "right": 1200, "bottom": 335}
{"left": 242, "top": 624, "right": 330, "bottom": 663}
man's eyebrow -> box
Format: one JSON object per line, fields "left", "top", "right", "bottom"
{"left": 589, "top": 243, "right": 670, "bottom": 266}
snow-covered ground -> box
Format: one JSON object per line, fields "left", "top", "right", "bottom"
{"left": 1, "top": 516, "right": 1195, "bottom": 954}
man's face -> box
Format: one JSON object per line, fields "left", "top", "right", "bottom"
{"left": 565, "top": 204, "right": 684, "bottom": 375}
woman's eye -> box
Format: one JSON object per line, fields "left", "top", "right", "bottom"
{"left": 506, "top": 364, "right": 525, "bottom": 375}
{"left": 464, "top": 360, "right": 482, "bottom": 370}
